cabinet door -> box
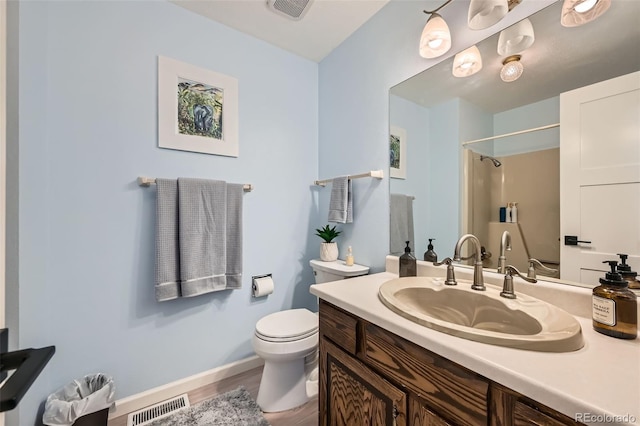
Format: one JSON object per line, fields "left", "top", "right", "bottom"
{"left": 320, "top": 337, "right": 406, "bottom": 426}
{"left": 409, "top": 396, "right": 452, "bottom": 426}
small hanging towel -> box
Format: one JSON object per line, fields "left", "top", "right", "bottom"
{"left": 328, "top": 176, "right": 352, "bottom": 223}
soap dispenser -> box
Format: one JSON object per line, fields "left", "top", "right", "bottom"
{"left": 617, "top": 253, "right": 639, "bottom": 289}
{"left": 399, "top": 241, "right": 417, "bottom": 277}
{"left": 345, "top": 246, "right": 354, "bottom": 266}
{"left": 423, "top": 238, "right": 438, "bottom": 262}
{"left": 592, "top": 260, "right": 637, "bottom": 339}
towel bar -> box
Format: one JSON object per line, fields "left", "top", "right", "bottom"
{"left": 314, "top": 170, "right": 384, "bottom": 187}
{"left": 138, "top": 176, "right": 253, "bottom": 192}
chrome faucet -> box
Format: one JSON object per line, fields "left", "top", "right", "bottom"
{"left": 497, "top": 231, "right": 512, "bottom": 274}
{"left": 500, "top": 265, "right": 537, "bottom": 299}
{"left": 453, "top": 234, "right": 485, "bottom": 291}
{"left": 527, "top": 258, "right": 559, "bottom": 279}
{"left": 433, "top": 257, "right": 457, "bottom": 286}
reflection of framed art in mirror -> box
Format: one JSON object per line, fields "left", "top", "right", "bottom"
{"left": 389, "top": 125, "right": 406, "bottom": 179}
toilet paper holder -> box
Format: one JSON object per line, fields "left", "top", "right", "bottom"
{"left": 252, "top": 273, "right": 273, "bottom": 298}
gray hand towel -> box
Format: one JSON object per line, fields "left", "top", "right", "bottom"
{"left": 224, "top": 184, "right": 244, "bottom": 289}
{"left": 390, "top": 193, "right": 414, "bottom": 255}
{"left": 155, "top": 178, "right": 181, "bottom": 302}
{"left": 328, "top": 176, "right": 352, "bottom": 223}
{"left": 178, "top": 178, "right": 228, "bottom": 297}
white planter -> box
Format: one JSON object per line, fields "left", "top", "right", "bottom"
{"left": 320, "top": 242, "right": 339, "bottom": 262}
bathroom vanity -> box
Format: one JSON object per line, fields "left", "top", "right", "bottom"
{"left": 310, "top": 258, "right": 640, "bottom": 425}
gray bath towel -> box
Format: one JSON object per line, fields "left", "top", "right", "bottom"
{"left": 328, "top": 176, "right": 352, "bottom": 223}
{"left": 178, "top": 179, "right": 244, "bottom": 297}
{"left": 154, "top": 178, "right": 243, "bottom": 301}
{"left": 390, "top": 193, "right": 414, "bottom": 255}
{"left": 155, "top": 179, "right": 181, "bottom": 302}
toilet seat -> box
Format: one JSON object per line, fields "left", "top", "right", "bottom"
{"left": 255, "top": 309, "right": 318, "bottom": 343}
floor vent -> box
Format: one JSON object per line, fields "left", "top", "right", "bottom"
{"left": 127, "top": 394, "right": 190, "bottom": 426}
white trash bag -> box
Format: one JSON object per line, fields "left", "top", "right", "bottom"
{"left": 42, "top": 374, "right": 115, "bottom": 426}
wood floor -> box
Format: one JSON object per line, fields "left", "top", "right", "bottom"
{"left": 109, "top": 366, "right": 318, "bottom": 426}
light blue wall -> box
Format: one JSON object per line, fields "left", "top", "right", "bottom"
{"left": 494, "top": 97, "right": 560, "bottom": 156}
{"left": 318, "top": 0, "right": 554, "bottom": 272}
{"left": 389, "top": 95, "right": 430, "bottom": 255}
{"left": 9, "top": 1, "right": 318, "bottom": 424}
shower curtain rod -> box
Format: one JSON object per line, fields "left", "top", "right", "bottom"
{"left": 137, "top": 176, "right": 253, "bottom": 192}
{"left": 314, "top": 170, "right": 384, "bottom": 187}
{"left": 462, "top": 123, "right": 559, "bottom": 146}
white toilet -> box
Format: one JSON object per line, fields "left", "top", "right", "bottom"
{"left": 252, "top": 259, "right": 369, "bottom": 412}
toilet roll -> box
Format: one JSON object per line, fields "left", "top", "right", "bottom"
{"left": 252, "top": 276, "right": 274, "bottom": 297}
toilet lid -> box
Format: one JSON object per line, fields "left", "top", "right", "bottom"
{"left": 255, "top": 309, "right": 318, "bottom": 342}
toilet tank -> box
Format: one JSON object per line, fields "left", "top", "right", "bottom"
{"left": 309, "top": 259, "right": 369, "bottom": 284}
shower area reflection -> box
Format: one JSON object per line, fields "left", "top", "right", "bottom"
{"left": 465, "top": 149, "right": 561, "bottom": 277}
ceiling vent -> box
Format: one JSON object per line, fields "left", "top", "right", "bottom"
{"left": 266, "top": 0, "right": 314, "bottom": 20}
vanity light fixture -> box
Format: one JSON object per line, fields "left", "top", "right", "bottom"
{"left": 497, "top": 18, "right": 535, "bottom": 56}
{"left": 468, "top": 0, "right": 509, "bottom": 30}
{"left": 452, "top": 45, "right": 483, "bottom": 78}
{"left": 500, "top": 55, "right": 523, "bottom": 82}
{"left": 419, "top": 0, "right": 453, "bottom": 59}
{"left": 561, "top": 0, "right": 611, "bottom": 27}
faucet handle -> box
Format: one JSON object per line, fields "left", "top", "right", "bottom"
{"left": 501, "top": 265, "right": 537, "bottom": 299}
{"left": 527, "top": 258, "right": 559, "bottom": 278}
{"left": 433, "top": 257, "right": 457, "bottom": 286}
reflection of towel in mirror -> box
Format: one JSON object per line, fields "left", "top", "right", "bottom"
{"left": 390, "top": 193, "right": 414, "bottom": 255}
{"left": 328, "top": 176, "right": 352, "bottom": 223}
{"left": 154, "top": 178, "right": 243, "bottom": 302}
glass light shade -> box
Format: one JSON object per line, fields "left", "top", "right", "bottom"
{"left": 497, "top": 18, "right": 535, "bottom": 56}
{"left": 468, "top": 0, "right": 509, "bottom": 30}
{"left": 452, "top": 45, "right": 483, "bottom": 78}
{"left": 419, "top": 13, "right": 452, "bottom": 59}
{"left": 500, "top": 56, "right": 524, "bottom": 82}
{"left": 561, "top": 0, "right": 611, "bottom": 27}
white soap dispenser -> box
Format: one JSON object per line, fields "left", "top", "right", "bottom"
{"left": 511, "top": 202, "right": 518, "bottom": 223}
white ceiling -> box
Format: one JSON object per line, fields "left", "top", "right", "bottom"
{"left": 172, "top": 0, "right": 389, "bottom": 62}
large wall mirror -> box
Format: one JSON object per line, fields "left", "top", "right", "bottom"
{"left": 389, "top": 0, "right": 640, "bottom": 286}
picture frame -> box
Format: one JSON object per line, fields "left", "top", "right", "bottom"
{"left": 390, "top": 125, "right": 406, "bottom": 179}
{"left": 158, "top": 56, "right": 239, "bottom": 157}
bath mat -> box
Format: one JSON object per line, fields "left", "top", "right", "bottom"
{"left": 148, "top": 386, "right": 270, "bottom": 426}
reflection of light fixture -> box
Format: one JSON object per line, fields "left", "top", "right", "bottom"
{"left": 452, "top": 45, "right": 483, "bottom": 78}
{"left": 468, "top": 0, "right": 509, "bottom": 30}
{"left": 497, "top": 18, "right": 534, "bottom": 55}
{"left": 561, "top": 0, "right": 611, "bottom": 27}
{"left": 500, "top": 55, "right": 523, "bottom": 82}
{"left": 419, "top": 0, "right": 453, "bottom": 59}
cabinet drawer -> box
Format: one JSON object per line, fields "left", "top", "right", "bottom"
{"left": 364, "top": 323, "right": 489, "bottom": 426}
{"left": 410, "top": 396, "right": 453, "bottom": 426}
{"left": 514, "top": 401, "right": 580, "bottom": 426}
{"left": 319, "top": 300, "right": 358, "bottom": 355}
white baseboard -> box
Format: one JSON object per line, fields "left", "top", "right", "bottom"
{"left": 108, "top": 355, "right": 264, "bottom": 420}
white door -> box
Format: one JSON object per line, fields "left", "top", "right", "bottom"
{"left": 560, "top": 71, "right": 640, "bottom": 284}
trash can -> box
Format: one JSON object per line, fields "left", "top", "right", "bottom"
{"left": 42, "top": 374, "right": 115, "bottom": 426}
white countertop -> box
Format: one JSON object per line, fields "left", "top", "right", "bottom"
{"left": 310, "top": 260, "right": 640, "bottom": 425}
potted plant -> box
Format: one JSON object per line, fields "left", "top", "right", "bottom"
{"left": 315, "top": 225, "right": 341, "bottom": 261}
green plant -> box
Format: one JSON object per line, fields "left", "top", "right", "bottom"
{"left": 315, "top": 225, "right": 341, "bottom": 243}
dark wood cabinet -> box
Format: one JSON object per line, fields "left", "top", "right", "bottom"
{"left": 319, "top": 300, "right": 584, "bottom": 426}
{"left": 320, "top": 337, "right": 406, "bottom": 425}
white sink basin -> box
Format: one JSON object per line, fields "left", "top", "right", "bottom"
{"left": 379, "top": 277, "right": 584, "bottom": 352}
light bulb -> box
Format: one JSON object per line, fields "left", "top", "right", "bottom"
{"left": 574, "top": 0, "right": 598, "bottom": 13}
{"left": 500, "top": 55, "right": 523, "bottom": 82}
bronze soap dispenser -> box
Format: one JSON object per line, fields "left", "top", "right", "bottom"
{"left": 592, "top": 260, "right": 637, "bottom": 340}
